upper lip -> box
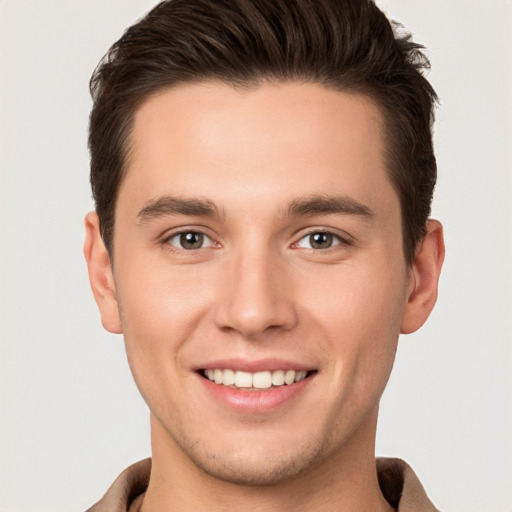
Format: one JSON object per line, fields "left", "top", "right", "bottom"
{"left": 194, "top": 358, "right": 316, "bottom": 373}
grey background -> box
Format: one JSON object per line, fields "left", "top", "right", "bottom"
{"left": 1, "top": 1, "right": 511, "bottom": 511}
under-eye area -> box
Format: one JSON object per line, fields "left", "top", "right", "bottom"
{"left": 201, "top": 369, "right": 317, "bottom": 390}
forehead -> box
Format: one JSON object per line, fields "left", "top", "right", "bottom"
{"left": 119, "top": 81, "right": 396, "bottom": 217}
{"left": 129, "top": 81, "right": 384, "bottom": 163}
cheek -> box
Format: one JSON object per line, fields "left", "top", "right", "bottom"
{"left": 302, "top": 261, "right": 407, "bottom": 333}
{"left": 116, "top": 268, "right": 216, "bottom": 420}
{"left": 301, "top": 262, "right": 407, "bottom": 383}
{"left": 117, "top": 256, "right": 213, "bottom": 328}
{"left": 114, "top": 261, "right": 215, "bottom": 378}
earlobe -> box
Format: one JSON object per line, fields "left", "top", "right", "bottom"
{"left": 400, "top": 220, "right": 445, "bottom": 334}
{"left": 83, "top": 212, "right": 123, "bottom": 334}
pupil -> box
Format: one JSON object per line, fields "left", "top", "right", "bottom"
{"left": 180, "top": 232, "right": 203, "bottom": 249}
{"left": 310, "top": 232, "right": 332, "bottom": 249}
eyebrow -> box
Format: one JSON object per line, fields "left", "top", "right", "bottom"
{"left": 287, "top": 195, "right": 374, "bottom": 220}
{"left": 137, "top": 195, "right": 220, "bottom": 223}
{"left": 136, "top": 193, "right": 374, "bottom": 223}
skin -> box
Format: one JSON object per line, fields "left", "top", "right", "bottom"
{"left": 84, "top": 81, "right": 444, "bottom": 511}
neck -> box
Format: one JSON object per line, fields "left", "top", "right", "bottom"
{"left": 140, "top": 410, "right": 393, "bottom": 512}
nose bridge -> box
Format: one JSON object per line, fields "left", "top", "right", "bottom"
{"left": 215, "top": 237, "right": 297, "bottom": 338}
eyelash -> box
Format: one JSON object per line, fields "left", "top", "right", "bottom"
{"left": 163, "top": 230, "right": 217, "bottom": 251}
{"left": 293, "top": 230, "right": 350, "bottom": 251}
{"left": 162, "top": 228, "right": 350, "bottom": 253}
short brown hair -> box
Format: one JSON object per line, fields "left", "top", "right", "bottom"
{"left": 89, "top": 0, "right": 437, "bottom": 264}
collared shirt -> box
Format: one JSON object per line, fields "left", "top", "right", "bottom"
{"left": 86, "top": 457, "right": 440, "bottom": 512}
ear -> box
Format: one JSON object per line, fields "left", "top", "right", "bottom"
{"left": 83, "top": 212, "right": 122, "bottom": 334}
{"left": 400, "top": 220, "right": 445, "bottom": 334}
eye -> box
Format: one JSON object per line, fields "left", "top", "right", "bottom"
{"left": 166, "top": 231, "right": 214, "bottom": 250}
{"left": 296, "top": 231, "right": 342, "bottom": 250}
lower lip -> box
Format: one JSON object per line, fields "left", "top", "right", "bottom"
{"left": 198, "top": 373, "right": 314, "bottom": 414}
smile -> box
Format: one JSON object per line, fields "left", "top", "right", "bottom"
{"left": 203, "top": 369, "right": 310, "bottom": 389}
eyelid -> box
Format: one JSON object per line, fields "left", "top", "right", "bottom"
{"left": 292, "top": 228, "right": 352, "bottom": 250}
{"left": 162, "top": 227, "right": 219, "bottom": 250}
{"left": 159, "top": 225, "right": 353, "bottom": 252}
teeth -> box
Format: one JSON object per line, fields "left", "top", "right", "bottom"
{"left": 234, "top": 371, "right": 253, "bottom": 388}
{"left": 295, "top": 370, "right": 307, "bottom": 382}
{"left": 204, "top": 369, "right": 310, "bottom": 389}
{"left": 284, "top": 370, "right": 295, "bottom": 385}
{"left": 253, "top": 371, "right": 272, "bottom": 389}
{"left": 214, "top": 369, "right": 223, "bottom": 384}
{"left": 271, "top": 370, "right": 285, "bottom": 386}
{"left": 222, "top": 368, "right": 236, "bottom": 386}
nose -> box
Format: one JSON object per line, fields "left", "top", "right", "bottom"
{"left": 214, "top": 248, "right": 298, "bottom": 339}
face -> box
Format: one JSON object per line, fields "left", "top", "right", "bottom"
{"left": 87, "top": 81, "right": 438, "bottom": 485}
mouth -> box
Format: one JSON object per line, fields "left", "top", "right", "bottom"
{"left": 200, "top": 368, "right": 315, "bottom": 390}
{"left": 196, "top": 362, "right": 318, "bottom": 413}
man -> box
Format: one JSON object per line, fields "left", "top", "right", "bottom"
{"left": 84, "top": 0, "right": 444, "bottom": 510}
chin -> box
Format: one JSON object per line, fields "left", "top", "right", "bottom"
{"left": 181, "top": 438, "right": 328, "bottom": 486}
